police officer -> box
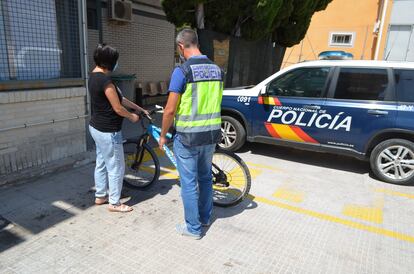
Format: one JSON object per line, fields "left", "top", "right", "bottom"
{"left": 159, "top": 28, "right": 224, "bottom": 239}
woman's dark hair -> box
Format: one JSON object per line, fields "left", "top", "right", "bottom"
{"left": 93, "top": 44, "right": 119, "bottom": 71}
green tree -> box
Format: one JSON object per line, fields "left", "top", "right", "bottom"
{"left": 162, "top": 0, "right": 332, "bottom": 47}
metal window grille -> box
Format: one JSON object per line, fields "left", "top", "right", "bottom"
{"left": 0, "top": 0, "right": 81, "bottom": 82}
{"left": 330, "top": 33, "right": 354, "bottom": 47}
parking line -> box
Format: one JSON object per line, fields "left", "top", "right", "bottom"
{"left": 273, "top": 188, "right": 304, "bottom": 203}
{"left": 246, "top": 162, "right": 282, "bottom": 172}
{"left": 342, "top": 205, "right": 383, "bottom": 224}
{"left": 342, "top": 196, "right": 384, "bottom": 224}
{"left": 375, "top": 188, "right": 414, "bottom": 200}
{"left": 248, "top": 194, "right": 414, "bottom": 243}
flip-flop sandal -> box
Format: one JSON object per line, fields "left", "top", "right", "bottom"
{"left": 108, "top": 204, "right": 133, "bottom": 213}
{"left": 95, "top": 197, "right": 108, "bottom": 205}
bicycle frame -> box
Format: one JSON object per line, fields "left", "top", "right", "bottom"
{"left": 146, "top": 124, "right": 177, "bottom": 167}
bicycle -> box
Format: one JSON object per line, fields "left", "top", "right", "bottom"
{"left": 123, "top": 106, "right": 251, "bottom": 207}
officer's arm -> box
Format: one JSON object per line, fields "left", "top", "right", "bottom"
{"left": 160, "top": 92, "right": 181, "bottom": 138}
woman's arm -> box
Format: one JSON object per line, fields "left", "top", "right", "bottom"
{"left": 121, "top": 97, "right": 149, "bottom": 115}
{"left": 105, "top": 84, "right": 139, "bottom": 123}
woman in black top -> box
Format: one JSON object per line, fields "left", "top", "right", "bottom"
{"left": 89, "top": 44, "right": 147, "bottom": 213}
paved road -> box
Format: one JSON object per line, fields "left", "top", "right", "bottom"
{"left": 1, "top": 141, "right": 414, "bottom": 273}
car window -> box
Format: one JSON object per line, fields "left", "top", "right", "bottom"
{"left": 394, "top": 69, "right": 414, "bottom": 102}
{"left": 334, "top": 68, "right": 389, "bottom": 101}
{"left": 267, "top": 67, "right": 330, "bottom": 98}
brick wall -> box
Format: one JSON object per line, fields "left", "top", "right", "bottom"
{"left": 0, "top": 87, "right": 87, "bottom": 179}
{"left": 91, "top": 4, "right": 175, "bottom": 92}
{"left": 88, "top": 30, "right": 100, "bottom": 72}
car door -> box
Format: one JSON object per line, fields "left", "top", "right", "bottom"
{"left": 252, "top": 66, "right": 332, "bottom": 146}
{"left": 394, "top": 69, "right": 414, "bottom": 132}
{"left": 323, "top": 67, "right": 397, "bottom": 153}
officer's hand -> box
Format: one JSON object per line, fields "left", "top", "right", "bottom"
{"left": 159, "top": 136, "right": 167, "bottom": 151}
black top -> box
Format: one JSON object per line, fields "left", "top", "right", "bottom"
{"left": 88, "top": 72, "right": 123, "bottom": 132}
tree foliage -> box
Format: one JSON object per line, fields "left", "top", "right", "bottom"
{"left": 162, "top": 0, "right": 332, "bottom": 47}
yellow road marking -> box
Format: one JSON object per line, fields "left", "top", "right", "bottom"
{"left": 248, "top": 194, "right": 414, "bottom": 243}
{"left": 342, "top": 206, "right": 383, "bottom": 224}
{"left": 272, "top": 188, "right": 304, "bottom": 203}
{"left": 246, "top": 162, "right": 281, "bottom": 172}
{"left": 342, "top": 196, "right": 384, "bottom": 224}
{"left": 159, "top": 171, "right": 178, "bottom": 180}
{"left": 375, "top": 188, "right": 414, "bottom": 200}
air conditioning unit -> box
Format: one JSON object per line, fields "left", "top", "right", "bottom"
{"left": 108, "top": 0, "right": 132, "bottom": 22}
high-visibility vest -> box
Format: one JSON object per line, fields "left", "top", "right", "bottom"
{"left": 175, "top": 56, "right": 224, "bottom": 146}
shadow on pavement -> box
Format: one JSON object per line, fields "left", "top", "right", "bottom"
{"left": 122, "top": 178, "right": 178, "bottom": 207}
{"left": 203, "top": 196, "right": 258, "bottom": 236}
{"left": 0, "top": 170, "right": 96, "bottom": 252}
{"left": 0, "top": 163, "right": 180, "bottom": 253}
{"left": 240, "top": 142, "right": 371, "bottom": 175}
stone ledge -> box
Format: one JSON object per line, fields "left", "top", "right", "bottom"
{"left": 0, "top": 87, "right": 86, "bottom": 104}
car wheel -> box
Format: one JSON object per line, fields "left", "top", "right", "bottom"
{"left": 370, "top": 139, "right": 414, "bottom": 185}
{"left": 219, "top": 116, "right": 246, "bottom": 151}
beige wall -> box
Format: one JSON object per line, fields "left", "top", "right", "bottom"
{"left": 282, "top": 0, "right": 392, "bottom": 68}
{"left": 0, "top": 87, "right": 88, "bottom": 183}
{"left": 87, "top": 2, "right": 175, "bottom": 94}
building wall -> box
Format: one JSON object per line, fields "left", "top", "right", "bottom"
{"left": 383, "top": 0, "right": 414, "bottom": 61}
{"left": 282, "top": 0, "right": 387, "bottom": 68}
{"left": 87, "top": 1, "right": 175, "bottom": 93}
{"left": 0, "top": 87, "right": 87, "bottom": 182}
{"left": 87, "top": 29, "right": 100, "bottom": 72}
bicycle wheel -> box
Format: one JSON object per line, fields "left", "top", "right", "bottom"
{"left": 123, "top": 141, "right": 160, "bottom": 189}
{"left": 212, "top": 149, "right": 251, "bottom": 207}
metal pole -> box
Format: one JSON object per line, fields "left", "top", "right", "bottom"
{"left": 81, "top": 0, "right": 94, "bottom": 150}
{"left": 2, "top": 1, "right": 17, "bottom": 80}
{"left": 298, "top": 39, "right": 304, "bottom": 63}
{"left": 97, "top": 0, "right": 103, "bottom": 43}
{"left": 361, "top": 25, "right": 369, "bottom": 60}
{"left": 374, "top": 0, "right": 389, "bottom": 60}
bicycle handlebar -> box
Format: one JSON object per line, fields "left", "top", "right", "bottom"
{"left": 137, "top": 105, "right": 164, "bottom": 123}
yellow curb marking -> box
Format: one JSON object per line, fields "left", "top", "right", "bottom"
{"left": 248, "top": 194, "right": 414, "bottom": 243}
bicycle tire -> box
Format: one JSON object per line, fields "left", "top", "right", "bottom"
{"left": 123, "top": 141, "right": 160, "bottom": 189}
{"left": 212, "top": 149, "right": 251, "bottom": 207}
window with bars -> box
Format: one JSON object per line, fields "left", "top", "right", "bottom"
{"left": 329, "top": 32, "right": 355, "bottom": 47}
{"left": 0, "top": 0, "right": 82, "bottom": 83}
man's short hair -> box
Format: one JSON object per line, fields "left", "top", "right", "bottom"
{"left": 176, "top": 28, "right": 199, "bottom": 48}
{"left": 93, "top": 44, "right": 119, "bottom": 71}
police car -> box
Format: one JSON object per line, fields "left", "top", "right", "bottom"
{"left": 220, "top": 60, "right": 414, "bottom": 185}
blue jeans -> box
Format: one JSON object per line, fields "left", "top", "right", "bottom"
{"left": 173, "top": 136, "right": 216, "bottom": 235}
{"left": 89, "top": 125, "right": 125, "bottom": 205}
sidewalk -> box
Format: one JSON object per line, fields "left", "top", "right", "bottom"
{"left": 0, "top": 160, "right": 260, "bottom": 273}
{"left": 1, "top": 140, "right": 414, "bottom": 273}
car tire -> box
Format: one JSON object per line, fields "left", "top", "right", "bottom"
{"left": 219, "top": 116, "right": 246, "bottom": 151}
{"left": 370, "top": 138, "right": 414, "bottom": 185}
